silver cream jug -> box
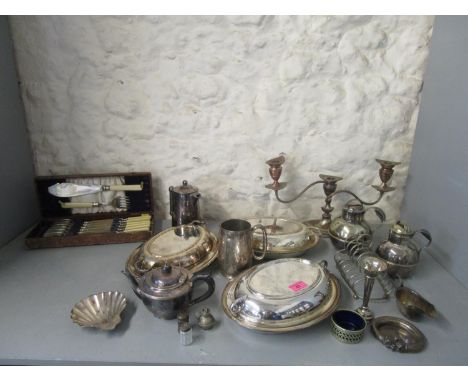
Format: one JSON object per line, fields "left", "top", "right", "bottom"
{"left": 376, "top": 221, "right": 432, "bottom": 279}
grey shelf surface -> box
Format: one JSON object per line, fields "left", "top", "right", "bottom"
{"left": 0, "top": 221, "right": 467, "bottom": 365}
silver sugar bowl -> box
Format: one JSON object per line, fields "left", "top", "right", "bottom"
{"left": 376, "top": 221, "right": 432, "bottom": 279}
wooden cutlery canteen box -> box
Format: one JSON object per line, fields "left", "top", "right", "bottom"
{"left": 25, "top": 172, "right": 154, "bottom": 249}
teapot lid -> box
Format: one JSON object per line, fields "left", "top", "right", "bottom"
{"left": 390, "top": 221, "right": 414, "bottom": 236}
{"left": 170, "top": 180, "right": 199, "bottom": 194}
{"left": 139, "top": 264, "right": 192, "bottom": 300}
{"left": 343, "top": 200, "right": 365, "bottom": 215}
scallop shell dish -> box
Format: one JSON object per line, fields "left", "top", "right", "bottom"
{"left": 71, "top": 291, "right": 127, "bottom": 331}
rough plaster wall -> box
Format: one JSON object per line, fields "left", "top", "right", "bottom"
{"left": 9, "top": 15, "right": 434, "bottom": 222}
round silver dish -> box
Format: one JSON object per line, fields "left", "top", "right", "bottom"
{"left": 371, "top": 316, "right": 427, "bottom": 353}
{"left": 222, "top": 259, "right": 340, "bottom": 333}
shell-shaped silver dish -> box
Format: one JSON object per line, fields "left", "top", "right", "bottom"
{"left": 71, "top": 291, "right": 127, "bottom": 331}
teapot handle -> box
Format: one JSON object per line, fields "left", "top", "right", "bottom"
{"left": 251, "top": 224, "right": 268, "bottom": 261}
{"left": 365, "top": 207, "right": 386, "bottom": 223}
{"left": 415, "top": 229, "right": 432, "bottom": 249}
{"left": 189, "top": 274, "right": 215, "bottom": 306}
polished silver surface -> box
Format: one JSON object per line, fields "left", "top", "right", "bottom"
{"left": 376, "top": 221, "right": 432, "bottom": 279}
{"left": 140, "top": 223, "right": 218, "bottom": 271}
{"left": 197, "top": 307, "right": 216, "bottom": 330}
{"left": 356, "top": 256, "right": 388, "bottom": 322}
{"left": 246, "top": 217, "right": 320, "bottom": 259}
{"left": 125, "top": 263, "right": 215, "bottom": 320}
{"left": 222, "top": 266, "right": 340, "bottom": 333}
{"left": 334, "top": 249, "right": 395, "bottom": 301}
{"left": 371, "top": 316, "right": 427, "bottom": 353}
{"left": 218, "top": 219, "right": 267, "bottom": 279}
{"left": 329, "top": 200, "right": 386, "bottom": 249}
{"left": 226, "top": 258, "right": 330, "bottom": 323}
{"left": 396, "top": 285, "right": 437, "bottom": 321}
{"left": 169, "top": 180, "right": 201, "bottom": 227}
{"left": 70, "top": 291, "right": 127, "bottom": 331}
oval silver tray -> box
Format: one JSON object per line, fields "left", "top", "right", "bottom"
{"left": 222, "top": 267, "right": 340, "bottom": 333}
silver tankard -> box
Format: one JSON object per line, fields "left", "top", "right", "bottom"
{"left": 218, "top": 219, "right": 268, "bottom": 279}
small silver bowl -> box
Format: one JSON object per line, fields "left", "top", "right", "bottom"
{"left": 71, "top": 291, "right": 127, "bottom": 331}
{"left": 396, "top": 286, "right": 436, "bottom": 321}
{"left": 331, "top": 309, "right": 367, "bottom": 344}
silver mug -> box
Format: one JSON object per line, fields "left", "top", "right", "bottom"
{"left": 218, "top": 219, "right": 268, "bottom": 279}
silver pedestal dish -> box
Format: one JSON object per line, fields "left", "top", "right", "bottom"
{"left": 222, "top": 258, "right": 340, "bottom": 333}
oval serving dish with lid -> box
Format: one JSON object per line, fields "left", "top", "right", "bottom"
{"left": 222, "top": 258, "right": 340, "bottom": 333}
{"left": 246, "top": 217, "right": 319, "bottom": 258}
{"left": 125, "top": 223, "right": 218, "bottom": 281}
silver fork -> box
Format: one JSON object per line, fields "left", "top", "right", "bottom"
{"left": 59, "top": 196, "right": 130, "bottom": 210}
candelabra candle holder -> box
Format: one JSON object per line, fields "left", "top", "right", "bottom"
{"left": 265, "top": 156, "right": 400, "bottom": 236}
{"left": 356, "top": 256, "right": 388, "bottom": 322}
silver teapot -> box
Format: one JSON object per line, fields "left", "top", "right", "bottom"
{"left": 376, "top": 221, "right": 432, "bottom": 279}
{"left": 329, "top": 200, "right": 386, "bottom": 249}
{"left": 126, "top": 263, "right": 215, "bottom": 320}
{"left": 169, "top": 180, "right": 201, "bottom": 227}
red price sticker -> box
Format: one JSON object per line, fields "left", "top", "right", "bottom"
{"left": 288, "top": 281, "right": 308, "bottom": 292}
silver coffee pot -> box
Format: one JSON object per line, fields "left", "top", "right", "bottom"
{"left": 169, "top": 180, "right": 201, "bottom": 227}
{"left": 329, "top": 200, "right": 386, "bottom": 249}
{"left": 376, "top": 221, "right": 432, "bottom": 279}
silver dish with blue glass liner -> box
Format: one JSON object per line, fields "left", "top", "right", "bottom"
{"left": 221, "top": 258, "right": 340, "bottom": 333}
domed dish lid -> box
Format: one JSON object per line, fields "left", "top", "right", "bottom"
{"left": 222, "top": 263, "right": 340, "bottom": 333}
{"left": 170, "top": 180, "right": 199, "bottom": 194}
{"left": 139, "top": 264, "right": 192, "bottom": 300}
{"left": 247, "top": 217, "right": 314, "bottom": 252}
{"left": 142, "top": 223, "right": 214, "bottom": 269}
{"left": 228, "top": 258, "right": 330, "bottom": 322}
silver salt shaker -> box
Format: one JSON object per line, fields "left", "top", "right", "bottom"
{"left": 179, "top": 322, "right": 193, "bottom": 346}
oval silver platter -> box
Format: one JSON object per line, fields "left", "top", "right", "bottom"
{"left": 222, "top": 258, "right": 341, "bottom": 333}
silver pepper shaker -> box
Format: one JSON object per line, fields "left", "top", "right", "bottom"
{"left": 179, "top": 322, "right": 193, "bottom": 346}
{"left": 177, "top": 310, "right": 189, "bottom": 333}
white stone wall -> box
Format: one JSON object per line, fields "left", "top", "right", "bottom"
{"left": 10, "top": 16, "right": 434, "bottom": 222}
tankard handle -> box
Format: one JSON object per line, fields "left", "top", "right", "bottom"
{"left": 251, "top": 224, "right": 268, "bottom": 261}
{"left": 415, "top": 229, "right": 432, "bottom": 249}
